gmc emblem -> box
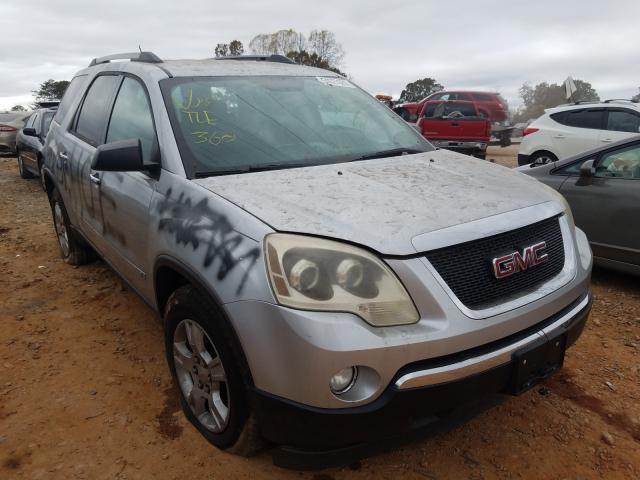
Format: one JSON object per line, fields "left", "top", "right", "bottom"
{"left": 492, "top": 242, "right": 549, "bottom": 279}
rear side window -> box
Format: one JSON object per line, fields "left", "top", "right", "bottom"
{"left": 424, "top": 103, "right": 476, "bottom": 117}
{"left": 607, "top": 110, "right": 640, "bottom": 133}
{"left": 74, "top": 75, "right": 120, "bottom": 145}
{"left": 557, "top": 109, "right": 604, "bottom": 129}
{"left": 53, "top": 75, "right": 88, "bottom": 124}
{"left": 472, "top": 93, "right": 493, "bottom": 101}
{"left": 106, "top": 77, "right": 158, "bottom": 162}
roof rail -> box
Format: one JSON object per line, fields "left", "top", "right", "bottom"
{"left": 214, "top": 54, "right": 295, "bottom": 65}
{"left": 604, "top": 98, "right": 639, "bottom": 104}
{"left": 88, "top": 52, "right": 162, "bottom": 67}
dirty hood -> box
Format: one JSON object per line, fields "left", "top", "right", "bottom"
{"left": 195, "top": 149, "right": 555, "bottom": 255}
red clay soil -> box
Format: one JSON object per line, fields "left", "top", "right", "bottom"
{"left": 0, "top": 152, "right": 638, "bottom": 479}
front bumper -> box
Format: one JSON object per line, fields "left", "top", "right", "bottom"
{"left": 255, "top": 291, "right": 591, "bottom": 456}
{"left": 431, "top": 140, "right": 487, "bottom": 154}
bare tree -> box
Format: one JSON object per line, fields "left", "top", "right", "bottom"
{"left": 249, "top": 33, "right": 274, "bottom": 55}
{"left": 308, "top": 30, "right": 344, "bottom": 67}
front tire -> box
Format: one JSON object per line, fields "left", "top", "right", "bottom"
{"left": 164, "top": 286, "right": 262, "bottom": 456}
{"left": 17, "top": 152, "right": 34, "bottom": 179}
{"left": 38, "top": 157, "right": 47, "bottom": 192}
{"left": 50, "top": 189, "right": 95, "bottom": 265}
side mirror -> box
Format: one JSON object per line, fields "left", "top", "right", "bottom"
{"left": 23, "top": 127, "right": 37, "bottom": 137}
{"left": 91, "top": 138, "right": 147, "bottom": 172}
{"left": 579, "top": 159, "right": 596, "bottom": 178}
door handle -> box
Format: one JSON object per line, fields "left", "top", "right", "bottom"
{"left": 451, "top": 122, "right": 460, "bottom": 126}
{"left": 553, "top": 134, "right": 566, "bottom": 139}
{"left": 89, "top": 172, "right": 101, "bottom": 185}
{"left": 601, "top": 138, "right": 613, "bottom": 143}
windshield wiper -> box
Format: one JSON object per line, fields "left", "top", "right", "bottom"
{"left": 194, "top": 163, "right": 311, "bottom": 178}
{"left": 352, "top": 147, "right": 427, "bottom": 162}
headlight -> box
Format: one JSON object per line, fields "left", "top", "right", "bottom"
{"left": 265, "top": 233, "right": 419, "bottom": 326}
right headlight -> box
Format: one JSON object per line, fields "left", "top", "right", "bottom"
{"left": 264, "top": 233, "right": 419, "bottom": 327}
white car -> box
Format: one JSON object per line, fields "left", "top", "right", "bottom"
{"left": 518, "top": 100, "right": 640, "bottom": 165}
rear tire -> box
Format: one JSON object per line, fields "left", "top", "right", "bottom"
{"left": 164, "top": 285, "right": 262, "bottom": 456}
{"left": 529, "top": 151, "right": 558, "bottom": 166}
{"left": 50, "top": 189, "right": 95, "bottom": 265}
{"left": 17, "top": 152, "right": 34, "bottom": 179}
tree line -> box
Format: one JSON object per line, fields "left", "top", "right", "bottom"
{"left": 215, "top": 29, "right": 346, "bottom": 75}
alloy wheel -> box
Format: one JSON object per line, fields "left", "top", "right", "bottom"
{"left": 173, "top": 319, "right": 230, "bottom": 433}
{"left": 53, "top": 202, "right": 70, "bottom": 257}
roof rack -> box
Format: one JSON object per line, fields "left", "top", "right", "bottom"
{"left": 604, "top": 98, "right": 639, "bottom": 104}
{"left": 214, "top": 54, "right": 295, "bottom": 65}
{"left": 88, "top": 51, "right": 162, "bottom": 67}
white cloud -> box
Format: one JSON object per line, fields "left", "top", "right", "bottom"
{"left": 1, "top": 0, "right": 639, "bottom": 110}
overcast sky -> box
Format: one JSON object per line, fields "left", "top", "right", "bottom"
{"left": 1, "top": 0, "right": 639, "bottom": 111}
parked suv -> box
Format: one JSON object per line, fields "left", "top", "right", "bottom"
{"left": 394, "top": 91, "right": 509, "bottom": 124}
{"left": 518, "top": 100, "right": 640, "bottom": 165}
{"left": 42, "top": 52, "right": 592, "bottom": 463}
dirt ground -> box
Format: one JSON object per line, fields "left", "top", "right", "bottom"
{"left": 1, "top": 147, "right": 639, "bottom": 480}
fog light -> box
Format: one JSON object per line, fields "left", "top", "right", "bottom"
{"left": 329, "top": 366, "right": 358, "bottom": 394}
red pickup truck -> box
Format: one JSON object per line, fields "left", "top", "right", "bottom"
{"left": 416, "top": 100, "right": 491, "bottom": 159}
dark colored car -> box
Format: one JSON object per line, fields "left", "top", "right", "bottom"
{"left": 0, "top": 111, "right": 31, "bottom": 154}
{"left": 16, "top": 107, "right": 57, "bottom": 184}
{"left": 518, "top": 135, "right": 640, "bottom": 275}
{"left": 417, "top": 100, "right": 491, "bottom": 158}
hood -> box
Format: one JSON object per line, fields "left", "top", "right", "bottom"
{"left": 195, "top": 149, "right": 555, "bottom": 255}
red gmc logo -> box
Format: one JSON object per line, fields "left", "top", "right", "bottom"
{"left": 492, "top": 242, "right": 549, "bottom": 279}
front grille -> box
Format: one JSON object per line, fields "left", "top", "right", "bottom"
{"left": 425, "top": 216, "right": 565, "bottom": 310}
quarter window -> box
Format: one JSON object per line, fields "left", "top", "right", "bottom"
{"left": 31, "top": 113, "right": 41, "bottom": 135}
{"left": 606, "top": 110, "right": 640, "bottom": 133}
{"left": 74, "top": 75, "right": 120, "bottom": 145}
{"left": 554, "top": 160, "right": 586, "bottom": 175}
{"left": 25, "top": 114, "right": 36, "bottom": 128}
{"left": 106, "top": 77, "right": 157, "bottom": 162}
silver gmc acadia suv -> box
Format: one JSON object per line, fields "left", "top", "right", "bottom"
{"left": 42, "top": 52, "right": 593, "bottom": 464}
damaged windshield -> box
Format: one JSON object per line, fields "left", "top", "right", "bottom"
{"left": 161, "top": 75, "right": 432, "bottom": 177}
